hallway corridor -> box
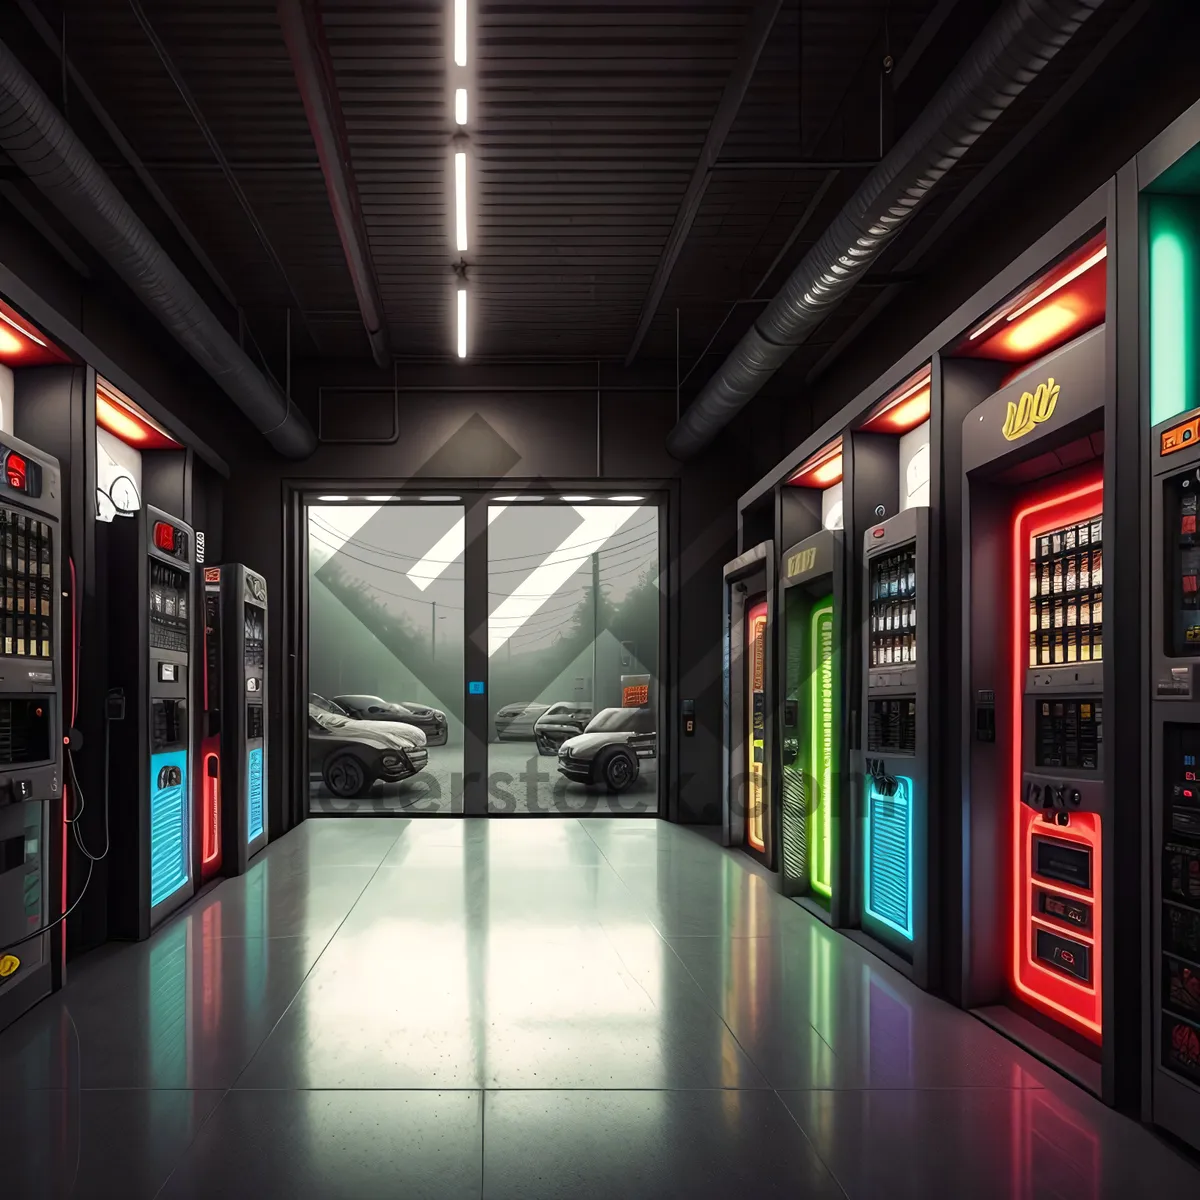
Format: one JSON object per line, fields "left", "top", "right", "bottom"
{"left": 1, "top": 817, "right": 1198, "bottom": 1198}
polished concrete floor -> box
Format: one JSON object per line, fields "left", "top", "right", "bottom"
{"left": 309, "top": 741, "right": 658, "bottom": 815}
{"left": 2, "top": 818, "right": 1198, "bottom": 1198}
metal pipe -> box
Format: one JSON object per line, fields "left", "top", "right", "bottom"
{"left": 278, "top": 0, "right": 391, "bottom": 369}
{"left": 0, "top": 36, "right": 316, "bottom": 457}
{"left": 666, "top": 0, "right": 1107, "bottom": 461}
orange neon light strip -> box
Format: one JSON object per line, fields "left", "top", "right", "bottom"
{"left": 861, "top": 367, "right": 932, "bottom": 434}
{"left": 747, "top": 602, "right": 768, "bottom": 852}
{"left": 788, "top": 438, "right": 844, "bottom": 488}
{"left": 1010, "top": 475, "right": 1103, "bottom": 1042}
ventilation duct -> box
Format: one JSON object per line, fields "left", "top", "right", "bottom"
{"left": 0, "top": 38, "right": 316, "bottom": 458}
{"left": 666, "top": 0, "right": 1106, "bottom": 461}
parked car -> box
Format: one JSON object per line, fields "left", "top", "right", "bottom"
{"left": 533, "top": 702, "right": 594, "bottom": 756}
{"left": 334, "top": 693, "right": 449, "bottom": 746}
{"left": 494, "top": 701, "right": 552, "bottom": 742}
{"left": 557, "top": 706, "right": 657, "bottom": 792}
{"left": 307, "top": 704, "right": 428, "bottom": 799}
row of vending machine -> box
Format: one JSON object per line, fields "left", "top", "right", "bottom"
{"left": 721, "top": 125, "right": 1200, "bottom": 1152}
{"left": 0, "top": 424, "right": 268, "bottom": 1032}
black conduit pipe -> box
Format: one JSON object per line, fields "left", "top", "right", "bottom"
{"left": 0, "top": 37, "right": 317, "bottom": 458}
{"left": 666, "top": 0, "right": 1107, "bottom": 461}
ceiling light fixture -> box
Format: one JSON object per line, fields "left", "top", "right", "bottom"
{"left": 457, "top": 288, "right": 468, "bottom": 358}
{"left": 317, "top": 495, "right": 349, "bottom": 502}
{"left": 610, "top": 495, "right": 645, "bottom": 502}
{"left": 364, "top": 495, "right": 394, "bottom": 502}
{"left": 419, "top": 495, "right": 462, "bottom": 502}
{"left": 454, "top": 151, "right": 468, "bottom": 252}
{"left": 0, "top": 309, "right": 46, "bottom": 347}
{"left": 454, "top": 0, "right": 467, "bottom": 66}
{"left": 455, "top": 88, "right": 468, "bottom": 125}
{"left": 1005, "top": 246, "right": 1107, "bottom": 324}
{"left": 560, "top": 495, "right": 594, "bottom": 502}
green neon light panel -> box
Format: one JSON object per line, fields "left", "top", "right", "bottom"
{"left": 808, "top": 598, "right": 835, "bottom": 897}
{"left": 1150, "top": 196, "right": 1197, "bottom": 426}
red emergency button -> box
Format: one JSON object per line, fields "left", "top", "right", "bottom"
{"left": 5, "top": 452, "right": 26, "bottom": 491}
{"left": 153, "top": 522, "right": 176, "bottom": 552}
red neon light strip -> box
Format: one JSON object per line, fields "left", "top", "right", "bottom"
{"left": 1010, "top": 476, "right": 1103, "bottom": 1042}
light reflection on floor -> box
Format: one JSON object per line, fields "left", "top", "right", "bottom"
{"left": 0, "top": 818, "right": 1197, "bottom": 1198}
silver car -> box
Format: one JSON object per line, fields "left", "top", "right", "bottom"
{"left": 533, "top": 702, "right": 594, "bottom": 756}
{"left": 557, "top": 707, "right": 656, "bottom": 792}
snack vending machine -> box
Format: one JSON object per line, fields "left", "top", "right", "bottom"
{"left": 722, "top": 542, "right": 775, "bottom": 867}
{"left": 1148, "top": 410, "right": 1200, "bottom": 1148}
{"left": 861, "top": 506, "right": 933, "bottom": 983}
{"left": 778, "top": 530, "right": 846, "bottom": 920}
{"left": 961, "top": 325, "right": 1108, "bottom": 1079}
{"left": 203, "top": 563, "right": 267, "bottom": 876}
{"left": 108, "top": 504, "right": 195, "bottom": 938}
{"left": 0, "top": 436, "right": 62, "bottom": 1031}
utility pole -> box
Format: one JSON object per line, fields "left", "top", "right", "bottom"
{"left": 431, "top": 599, "right": 437, "bottom": 661}
{"left": 592, "top": 550, "right": 600, "bottom": 709}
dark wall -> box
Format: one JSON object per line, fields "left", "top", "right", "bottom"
{"left": 219, "top": 361, "right": 779, "bottom": 829}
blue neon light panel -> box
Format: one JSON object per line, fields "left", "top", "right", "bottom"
{"left": 247, "top": 746, "right": 265, "bottom": 843}
{"left": 865, "top": 776, "right": 913, "bottom": 940}
{"left": 150, "top": 749, "right": 190, "bottom": 907}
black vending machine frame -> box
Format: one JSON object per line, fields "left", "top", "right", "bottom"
{"left": 722, "top": 541, "right": 775, "bottom": 868}
{"left": 857, "top": 506, "right": 934, "bottom": 985}
{"left": 108, "top": 503, "right": 196, "bottom": 939}
{"left": 221, "top": 563, "right": 267, "bottom": 874}
{"left": 0, "top": 435, "right": 63, "bottom": 1033}
{"left": 777, "top": 529, "right": 848, "bottom": 922}
{"left": 1147, "top": 416, "right": 1200, "bottom": 1139}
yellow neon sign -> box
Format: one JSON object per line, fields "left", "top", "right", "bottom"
{"left": 1002, "top": 377, "right": 1060, "bottom": 442}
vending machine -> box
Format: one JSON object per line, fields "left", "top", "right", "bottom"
{"left": 778, "top": 530, "right": 846, "bottom": 919}
{"left": 1148, "top": 410, "right": 1200, "bottom": 1145}
{"left": 108, "top": 504, "right": 195, "bottom": 938}
{"left": 861, "top": 506, "right": 933, "bottom": 981}
{"left": 722, "top": 542, "right": 775, "bottom": 867}
{"left": 200, "top": 563, "right": 267, "bottom": 877}
{"left": 0, "top": 435, "right": 62, "bottom": 1031}
{"left": 961, "top": 324, "right": 1108, "bottom": 1079}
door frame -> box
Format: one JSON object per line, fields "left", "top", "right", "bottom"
{"left": 289, "top": 479, "right": 673, "bottom": 818}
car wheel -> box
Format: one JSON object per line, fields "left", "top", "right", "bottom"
{"left": 324, "top": 753, "right": 372, "bottom": 799}
{"left": 596, "top": 747, "right": 639, "bottom": 793}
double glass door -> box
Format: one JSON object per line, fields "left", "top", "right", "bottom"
{"left": 305, "top": 493, "right": 660, "bottom": 815}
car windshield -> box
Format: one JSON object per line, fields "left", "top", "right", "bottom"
{"left": 586, "top": 707, "right": 654, "bottom": 733}
{"left": 310, "top": 693, "right": 348, "bottom": 716}
{"left": 309, "top": 707, "right": 348, "bottom": 730}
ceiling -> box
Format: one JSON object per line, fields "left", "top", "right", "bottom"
{"left": 0, "top": 0, "right": 1158, "bottom": 399}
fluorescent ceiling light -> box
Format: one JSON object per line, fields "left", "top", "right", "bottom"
{"left": 317, "top": 495, "right": 349, "bottom": 502}
{"left": 455, "top": 152, "right": 468, "bottom": 252}
{"left": 408, "top": 505, "right": 505, "bottom": 592}
{"left": 493, "top": 495, "right": 544, "bottom": 502}
{"left": 364, "top": 495, "right": 393, "bottom": 502}
{"left": 419, "top": 495, "right": 462, "bottom": 502}
{"left": 560, "top": 495, "right": 593, "bottom": 501}
{"left": 457, "top": 288, "right": 468, "bottom": 358}
{"left": 610, "top": 495, "right": 645, "bottom": 502}
{"left": 454, "top": 0, "right": 467, "bottom": 66}
{"left": 455, "top": 88, "right": 468, "bottom": 125}
{"left": 488, "top": 506, "right": 640, "bottom": 656}
{"left": 0, "top": 309, "right": 46, "bottom": 347}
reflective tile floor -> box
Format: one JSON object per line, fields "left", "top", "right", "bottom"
{"left": 2, "top": 817, "right": 1199, "bottom": 1198}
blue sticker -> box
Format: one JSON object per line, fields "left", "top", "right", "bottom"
{"left": 468, "top": 680, "right": 485, "bottom": 695}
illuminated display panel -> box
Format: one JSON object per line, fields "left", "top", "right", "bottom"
{"left": 787, "top": 438, "right": 843, "bottom": 489}
{"left": 865, "top": 775, "right": 914, "bottom": 939}
{"left": 1011, "top": 475, "right": 1104, "bottom": 1043}
{"left": 809, "top": 598, "right": 834, "bottom": 897}
{"left": 746, "top": 601, "right": 767, "bottom": 852}
{"left": 958, "top": 233, "right": 1106, "bottom": 366}
{"left": 860, "top": 367, "right": 932, "bottom": 435}
{"left": 1149, "top": 196, "right": 1200, "bottom": 425}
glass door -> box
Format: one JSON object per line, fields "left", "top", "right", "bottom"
{"left": 305, "top": 498, "right": 464, "bottom": 814}
{"left": 485, "top": 498, "right": 660, "bottom": 814}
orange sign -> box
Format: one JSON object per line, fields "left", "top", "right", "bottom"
{"left": 204, "top": 567, "right": 221, "bottom": 583}
{"left": 622, "top": 685, "right": 649, "bottom": 707}
{"left": 1162, "top": 414, "right": 1200, "bottom": 457}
